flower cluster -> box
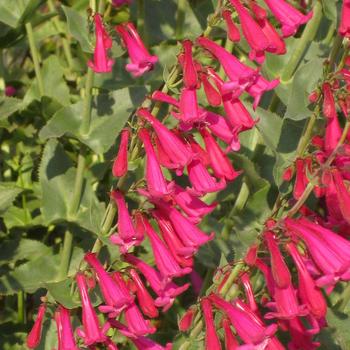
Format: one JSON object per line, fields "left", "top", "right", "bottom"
{"left": 26, "top": 0, "right": 317, "bottom": 348}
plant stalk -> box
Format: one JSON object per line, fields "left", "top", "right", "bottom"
{"left": 25, "top": 22, "right": 44, "bottom": 96}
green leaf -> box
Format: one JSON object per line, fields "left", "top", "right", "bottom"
{"left": 0, "top": 0, "right": 45, "bottom": 28}
{"left": 45, "top": 279, "right": 80, "bottom": 309}
{"left": 40, "top": 87, "right": 147, "bottom": 154}
{"left": 325, "top": 308, "right": 350, "bottom": 349}
{"left": 0, "top": 96, "right": 23, "bottom": 120}
{"left": 0, "top": 238, "right": 50, "bottom": 266}
{"left": 0, "top": 254, "right": 60, "bottom": 295}
{"left": 321, "top": 0, "right": 338, "bottom": 22}
{"left": 284, "top": 58, "right": 324, "bottom": 120}
{"left": 38, "top": 139, "right": 105, "bottom": 233}
{"left": 24, "top": 55, "right": 70, "bottom": 106}
{"left": 0, "top": 182, "right": 22, "bottom": 214}
{"left": 62, "top": 5, "right": 92, "bottom": 53}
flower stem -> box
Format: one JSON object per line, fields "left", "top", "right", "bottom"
{"left": 69, "top": 150, "right": 86, "bottom": 216}
{"left": 25, "top": 22, "right": 44, "bottom": 96}
{"left": 17, "top": 291, "right": 26, "bottom": 324}
{"left": 81, "top": 68, "right": 95, "bottom": 136}
{"left": 281, "top": 0, "right": 323, "bottom": 82}
{"left": 58, "top": 230, "right": 74, "bottom": 279}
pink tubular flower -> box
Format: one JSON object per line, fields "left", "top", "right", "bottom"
{"left": 222, "top": 10, "right": 240, "bottom": 42}
{"left": 201, "top": 299, "right": 222, "bottom": 350}
{"left": 181, "top": 40, "right": 198, "bottom": 88}
{"left": 84, "top": 253, "right": 133, "bottom": 315}
{"left": 156, "top": 200, "right": 215, "bottom": 250}
{"left": 325, "top": 116, "right": 342, "bottom": 153}
{"left": 75, "top": 273, "right": 110, "bottom": 346}
{"left": 339, "top": 0, "right": 350, "bottom": 38}
{"left": 54, "top": 305, "right": 79, "bottom": 350}
{"left": 230, "top": 0, "right": 271, "bottom": 63}
{"left": 177, "top": 88, "right": 203, "bottom": 124}
{"left": 152, "top": 210, "right": 195, "bottom": 268}
{"left": 287, "top": 317, "right": 320, "bottom": 350}
{"left": 179, "top": 307, "right": 196, "bottom": 332}
{"left": 240, "top": 273, "right": 258, "bottom": 313}
{"left": 284, "top": 218, "right": 350, "bottom": 288}
{"left": 200, "top": 73, "right": 222, "bottom": 106}
{"left": 222, "top": 318, "right": 239, "bottom": 350}
{"left": 200, "top": 128, "right": 241, "bottom": 181}
{"left": 264, "top": 231, "right": 291, "bottom": 289}
{"left": 141, "top": 215, "right": 192, "bottom": 278}
{"left": 322, "top": 83, "right": 337, "bottom": 119}
{"left": 124, "top": 254, "right": 190, "bottom": 311}
{"left": 109, "top": 190, "right": 144, "bottom": 253}
{"left": 112, "top": 0, "right": 131, "bottom": 6}
{"left": 110, "top": 320, "right": 172, "bottom": 350}
{"left": 263, "top": 0, "right": 313, "bottom": 37}
{"left": 124, "top": 302, "right": 156, "bottom": 336}
{"left": 138, "top": 128, "right": 173, "bottom": 198}
{"left": 331, "top": 169, "right": 350, "bottom": 225}
{"left": 187, "top": 158, "right": 227, "bottom": 195}
{"left": 115, "top": 23, "right": 158, "bottom": 77}
{"left": 129, "top": 268, "right": 159, "bottom": 318}
{"left": 293, "top": 158, "right": 309, "bottom": 200}
{"left": 196, "top": 37, "right": 258, "bottom": 86}
{"left": 113, "top": 129, "right": 129, "bottom": 177}
{"left": 137, "top": 108, "right": 192, "bottom": 171}
{"left": 223, "top": 98, "right": 257, "bottom": 131}
{"left": 27, "top": 304, "right": 46, "bottom": 349}
{"left": 88, "top": 14, "right": 114, "bottom": 73}
{"left": 209, "top": 294, "right": 277, "bottom": 347}
{"left": 172, "top": 184, "right": 217, "bottom": 221}
{"left": 286, "top": 242, "right": 327, "bottom": 319}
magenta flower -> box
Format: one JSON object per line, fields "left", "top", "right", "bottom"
{"left": 27, "top": 303, "right": 46, "bottom": 349}
{"left": 178, "top": 307, "right": 196, "bottom": 332}
{"left": 54, "top": 305, "right": 79, "bottom": 350}
{"left": 172, "top": 184, "right": 217, "bottom": 221}
{"left": 284, "top": 218, "right": 350, "bottom": 288}
{"left": 112, "top": 0, "right": 131, "bottom": 6}
{"left": 200, "top": 128, "right": 241, "bottom": 181}
{"left": 204, "top": 110, "right": 240, "bottom": 151}
{"left": 115, "top": 22, "right": 158, "bottom": 77}
{"left": 222, "top": 318, "right": 239, "bottom": 350}
{"left": 124, "top": 254, "right": 190, "bottom": 311}
{"left": 339, "top": 0, "right": 350, "bottom": 38}
{"left": 187, "top": 158, "right": 227, "bottom": 195}
{"left": 156, "top": 199, "right": 215, "bottom": 251}
{"left": 141, "top": 214, "right": 192, "bottom": 278}
{"left": 88, "top": 14, "right": 114, "bottom": 73}
{"left": 264, "top": 231, "right": 291, "bottom": 289}
{"left": 109, "top": 190, "right": 144, "bottom": 253}
{"left": 177, "top": 88, "right": 204, "bottom": 124}
{"left": 138, "top": 108, "right": 192, "bottom": 171}
{"left": 181, "top": 40, "right": 198, "bottom": 89}
{"left": 75, "top": 273, "right": 110, "bottom": 346}
{"left": 152, "top": 210, "right": 195, "bottom": 268}
{"left": 129, "top": 268, "right": 159, "bottom": 318}
{"left": 325, "top": 116, "right": 342, "bottom": 153}
{"left": 138, "top": 128, "right": 174, "bottom": 198}
{"left": 293, "top": 158, "right": 308, "bottom": 200}
{"left": 200, "top": 73, "right": 222, "bottom": 106}
{"left": 201, "top": 299, "right": 222, "bottom": 350}
{"left": 223, "top": 98, "right": 257, "bottom": 131}
{"left": 113, "top": 129, "right": 129, "bottom": 178}
{"left": 263, "top": 0, "right": 313, "bottom": 37}
{"left": 109, "top": 320, "right": 172, "bottom": 350}
{"left": 196, "top": 37, "right": 258, "bottom": 86}
{"left": 255, "top": 258, "right": 275, "bottom": 296}
{"left": 286, "top": 242, "right": 327, "bottom": 319}
{"left": 5, "top": 85, "right": 16, "bottom": 97}
{"left": 84, "top": 253, "right": 133, "bottom": 316}
{"left": 257, "top": 18, "right": 286, "bottom": 55}
{"left": 124, "top": 302, "right": 156, "bottom": 336}
{"left": 230, "top": 0, "right": 271, "bottom": 63}
{"left": 287, "top": 317, "right": 320, "bottom": 350}
{"left": 222, "top": 10, "right": 240, "bottom": 42}
{"left": 241, "top": 273, "right": 258, "bottom": 313}
{"left": 332, "top": 169, "right": 350, "bottom": 224}
{"left": 209, "top": 294, "right": 277, "bottom": 347}
{"left": 322, "top": 83, "right": 337, "bottom": 119}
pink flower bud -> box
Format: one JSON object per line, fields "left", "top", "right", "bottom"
{"left": 178, "top": 307, "right": 196, "bottom": 332}
{"left": 27, "top": 304, "right": 46, "bottom": 349}
{"left": 112, "top": 129, "right": 129, "bottom": 177}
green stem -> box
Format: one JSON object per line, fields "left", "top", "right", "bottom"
{"left": 339, "top": 284, "right": 350, "bottom": 311}
{"left": 58, "top": 230, "right": 73, "bottom": 279}
{"left": 137, "top": 0, "right": 146, "bottom": 43}
{"left": 17, "top": 291, "right": 26, "bottom": 324}
{"left": 175, "top": 0, "right": 187, "bottom": 39}
{"left": 69, "top": 151, "right": 86, "bottom": 216}
{"left": 327, "top": 34, "right": 344, "bottom": 72}
{"left": 281, "top": 0, "right": 323, "bottom": 82}
{"left": 295, "top": 112, "right": 317, "bottom": 156}
{"left": 81, "top": 68, "right": 95, "bottom": 135}
{"left": 98, "top": 0, "right": 106, "bottom": 13}
{"left": 220, "top": 262, "right": 244, "bottom": 297}
{"left": 25, "top": 22, "right": 44, "bottom": 96}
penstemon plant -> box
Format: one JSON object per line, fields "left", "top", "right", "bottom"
{"left": 1, "top": 0, "right": 350, "bottom": 349}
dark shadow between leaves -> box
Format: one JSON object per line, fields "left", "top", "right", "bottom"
{"left": 46, "top": 144, "right": 72, "bottom": 180}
